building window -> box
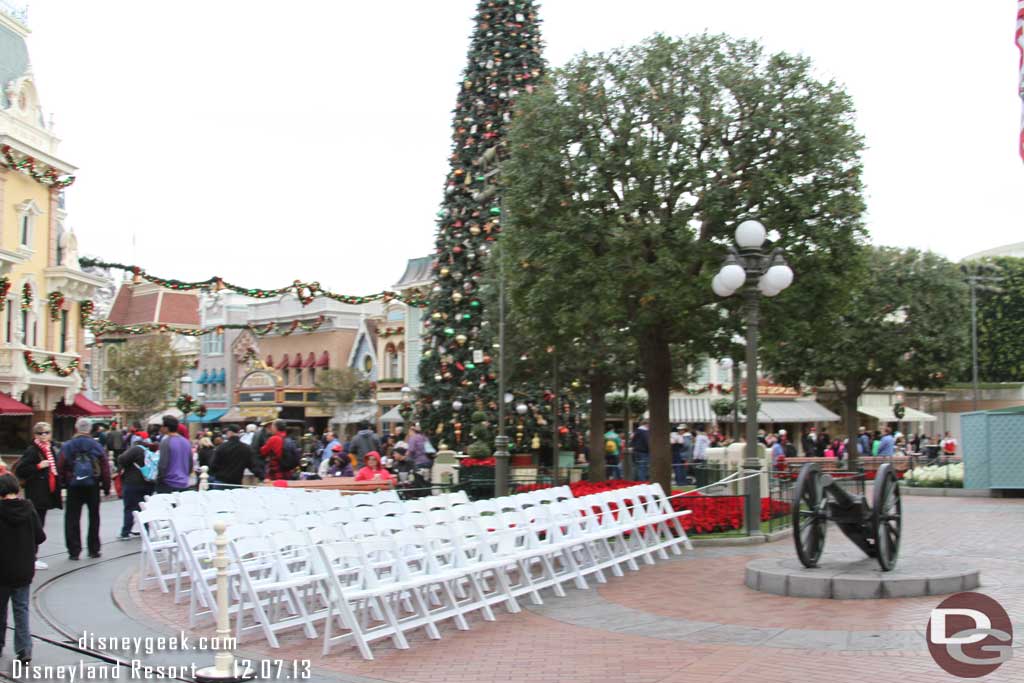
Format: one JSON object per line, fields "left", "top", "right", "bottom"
{"left": 103, "top": 346, "right": 119, "bottom": 400}
{"left": 362, "top": 355, "right": 373, "bottom": 374}
{"left": 15, "top": 200, "right": 42, "bottom": 250}
{"left": 281, "top": 368, "right": 289, "bottom": 386}
{"left": 5, "top": 300, "right": 12, "bottom": 342}
{"left": 59, "top": 310, "right": 68, "bottom": 353}
{"left": 295, "top": 369, "right": 303, "bottom": 386}
{"left": 201, "top": 333, "right": 224, "bottom": 356}
{"left": 387, "top": 346, "right": 399, "bottom": 379}
{"left": 387, "top": 308, "right": 404, "bottom": 322}
{"left": 308, "top": 368, "right": 316, "bottom": 385}
{"left": 20, "top": 310, "right": 27, "bottom": 345}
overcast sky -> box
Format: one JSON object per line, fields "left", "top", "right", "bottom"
{"left": 21, "top": 0, "right": 1024, "bottom": 295}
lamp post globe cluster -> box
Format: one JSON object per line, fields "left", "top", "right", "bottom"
{"left": 713, "top": 219, "right": 794, "bottom": 536}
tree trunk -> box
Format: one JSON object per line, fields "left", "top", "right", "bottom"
{"left": 588, "top": 372, "right": 610, "bottom": 482}
{"left": 642, "top": 335, "right": 672, "bottom": 492}
{"left": 844, "top": 381, "right": 863, "bottom": 471}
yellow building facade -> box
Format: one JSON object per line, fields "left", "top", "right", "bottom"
{"left": 0, "top": 9, "right": 106, "bottom": 448}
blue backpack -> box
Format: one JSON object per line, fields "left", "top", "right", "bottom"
{"left": 136, "top": 448, "right": 159, "bottom": 482}
{"left": 69, "top": 446, "right": 100, "bottom": 488}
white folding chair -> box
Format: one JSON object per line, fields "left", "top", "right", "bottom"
{"left": 136, "top": 509, "right": 177, "bottom": 593}
{"left": 230, "top": 537, "right": 319, "bottom": 648}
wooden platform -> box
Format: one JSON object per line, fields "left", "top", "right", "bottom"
{"left": 264, "top": 477, "right": 394, "bottom": 493}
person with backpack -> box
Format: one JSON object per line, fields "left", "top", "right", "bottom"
{"left": 116, "top": 439, "right": 156, "bottom": 540}
{"left": 260, "top": 419, "right": 293, "bottom": 481}
{"left": 57, "top": 418, "right": 110, "bottom": 560}
{"left": 156, "top": 416, "right": 192, "bottom": 494}
{"left": 0, "top": 472, "right": 45, "bottom": 665}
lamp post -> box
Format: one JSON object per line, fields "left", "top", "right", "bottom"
{"left": 713, "top": 220, "right": 793, "bottom": 537}
{"left": 892, "top": 385, "right": 905, "bottom": 450}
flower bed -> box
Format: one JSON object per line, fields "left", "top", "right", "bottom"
{"left": 514, "top": 480, "right": 791, "bottom": 535}
{"left": 904, "top": 461, "right": 964, "bottom": 488}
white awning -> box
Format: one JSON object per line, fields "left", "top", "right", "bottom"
{"left": 758, "top": 400, "right": 840, "bottom": 424}
{"left": 145, "top": 407, "right": 183, "bottom": 425}
{"left": 858, "top": 405, "right": 937, "bottom": 422}
{"left": 333, "top": 402, "right": 377, "bottom": 425}
{"left": 380, "top": 405, "right": 405, "bottom": 423}
{"left": 668, "top": 397, "right": 714, "bottom": 425}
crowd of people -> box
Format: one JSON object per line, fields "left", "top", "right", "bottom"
{"left": 602, "top": 421, "right": 960, "bottom": 486}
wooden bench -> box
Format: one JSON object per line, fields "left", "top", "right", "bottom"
{"left": 859, "top": 455, "right": 911, "bottom": 473}
{"left": 264, "top": 477, "right": 394, "bottom": 493}
{"left": 782, "top": 457, "right": 841, "bottom": 473}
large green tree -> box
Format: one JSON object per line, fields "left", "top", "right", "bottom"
{"left": 416, "top": 0, "right": 545, "bottom": 451}
{"left": 973, "top": 257, "right": 1024, "bottom": 382}
{"left": 762, "top": 246, "right": 970, "bottom": 469}
{"left": 502, "top": 33, "right": 865, "bottom": 491}
{"left": 106, "top": 336, "right": 187, "bottom": 421}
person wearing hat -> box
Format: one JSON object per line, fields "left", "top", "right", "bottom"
{"left": 209, "top": 425, "right": 264, "bottom": 489}
{"left": 670, "top": 425, "right": 692, "bottom": 486}
{"left": 322, "top": 444, "right": 354, "bottom": 478}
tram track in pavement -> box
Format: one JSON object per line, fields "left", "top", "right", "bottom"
{"left": 0, "top": 544, "right": 197, "bottom": 683}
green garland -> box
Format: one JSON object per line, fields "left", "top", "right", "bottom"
{"left": 20, "top": 282, "right": 31, "bottom": 311}
{"left": 47, "top": 291, "right": 65, "bottom": 321}
{"left": 1, "top": 145, "right": 76, "bottom": 189}
{"left": 0, "top": 276, "right": 9, "bottom": 310}
{"left": 24, "top": 351, "right": 79, "bottom": 377}
{"left": 88, "top": 314, "right": 327, "bottom": 341}
{"left": 79, "top": 300, "right": 95, "bottom": 328}
{"left": 79, "top": 258, "right": 430, "bottom": 308}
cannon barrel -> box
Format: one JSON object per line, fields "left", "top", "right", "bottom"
{"left": 820, "top": 474, "right": 862, "bottom": 510}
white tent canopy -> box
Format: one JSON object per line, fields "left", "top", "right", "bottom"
{"left": 858, "top": 405, "right": 937, "bottom": 423}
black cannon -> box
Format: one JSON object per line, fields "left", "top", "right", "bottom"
{"left": 791, "top": 463, "right": 902, "bottom": 571}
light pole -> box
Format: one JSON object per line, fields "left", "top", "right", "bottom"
{"left": 892, "top": 385, "right": 905, "bottom": 450}
{"left": 961, "top": 263, "right": 1003, "bottom": 412}
{"left": 713, "top": 220, "right": 793, "bottom": 537}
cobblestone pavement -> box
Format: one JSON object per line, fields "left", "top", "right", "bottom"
{"left": 111, "top": 494, "right": 1024, "bottom": 683}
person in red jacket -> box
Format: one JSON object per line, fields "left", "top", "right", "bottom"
{"left": 355, "top": 452, "right": 395, "bottom": 483}
{"left": 259, "top": 420, "right": 287, "bottom": 481}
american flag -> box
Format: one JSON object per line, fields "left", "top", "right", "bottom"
{"left": 1018, "top": 1, "right": 1024, "bottom": 160}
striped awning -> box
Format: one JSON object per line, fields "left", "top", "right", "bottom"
{"left": 668, "top": 397, "right": 714, "bottom": 425}
{"left": 758, "top": 400, "right": 839, "bottom": 424}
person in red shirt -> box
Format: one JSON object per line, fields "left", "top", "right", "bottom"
{"left": 355, "top": 452, "right": 395, "bottom": 483}
{"left": 259, "top": 420, "right": 287, "bottom": 481}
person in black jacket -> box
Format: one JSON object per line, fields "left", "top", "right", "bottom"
{"left": 116, "top": 440, "right": 155, "bottom": 540}
{"left": 209, "top": 425, "right": 264, "bottom": 489}
{"left": 0, "top": 473, "right": 45, "bottom": 664}
{"left": 14, "top": 422, "right": 62, "bottom": 528}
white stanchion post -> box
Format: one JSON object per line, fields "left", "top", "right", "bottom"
{"left": 195, "top": 521, "right": 254, "bottom": 682}
{"left": 199, "top": 465, "right": 210, "bottom": 491}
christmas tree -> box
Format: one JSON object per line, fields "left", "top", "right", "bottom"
{"left": 417, "top": 0, "right": 545, "bottom": 451}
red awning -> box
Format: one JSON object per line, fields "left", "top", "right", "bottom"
{"left": 54, "top": 393, "right": 114, "bottom": 418}
{"left": 302, "top": 352, "right": 316, "bottom": 368}
{"left": 276, "top": 354, "right": 289, "bottom": 369}
{"left": 316, "top": 351, "right": 330, "bottom": 368}
{"left": 0, "top": 393, "right": 32, "bottom": 416}
{"left": 290, "top": 354, "right": 303, "bottom": 368}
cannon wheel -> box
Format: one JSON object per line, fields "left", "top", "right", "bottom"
{"left": 872, "top": 463, "right": 902, "bottom": 571}
{"left": 792, "top": 464, "right": 828, "bottom": 568}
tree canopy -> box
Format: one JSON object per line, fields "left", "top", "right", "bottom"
{"left": 106, "top": 336, "right": 187, "bottom": 421}
{"left": 503, "top": 33, "right": 866, "bottom": 490}
{"left": 762, "top": 246, "right": 969, "bottom": 467}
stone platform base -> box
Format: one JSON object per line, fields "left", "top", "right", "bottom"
{"left": 745, "top": 555, "right": 980, "bottom": 599}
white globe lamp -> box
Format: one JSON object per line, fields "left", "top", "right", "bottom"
{"left": 763, "top": 263, "right": 794, "bottom": 292}
{"left": 757, "top": 278, "right": 781, "bottom": 297}
{"left": 717, "top": 263, "right": 746, "bottom": 292}
{"left": 712, "top": 273, "right": 735, "bottom": 298}
{"left": 735, "top": 220, "right": 767, "bottom": 249}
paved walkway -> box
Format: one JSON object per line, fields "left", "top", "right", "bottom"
{"left": 29, "top": 494, "right": 1024, "bottom": 682}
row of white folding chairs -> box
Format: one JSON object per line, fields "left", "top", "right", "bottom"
{"left": 142, "top": 483, "right": 582, "bottom": 601}
{"left": 179, "top": 483, "right": 690, "bottom": 658}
